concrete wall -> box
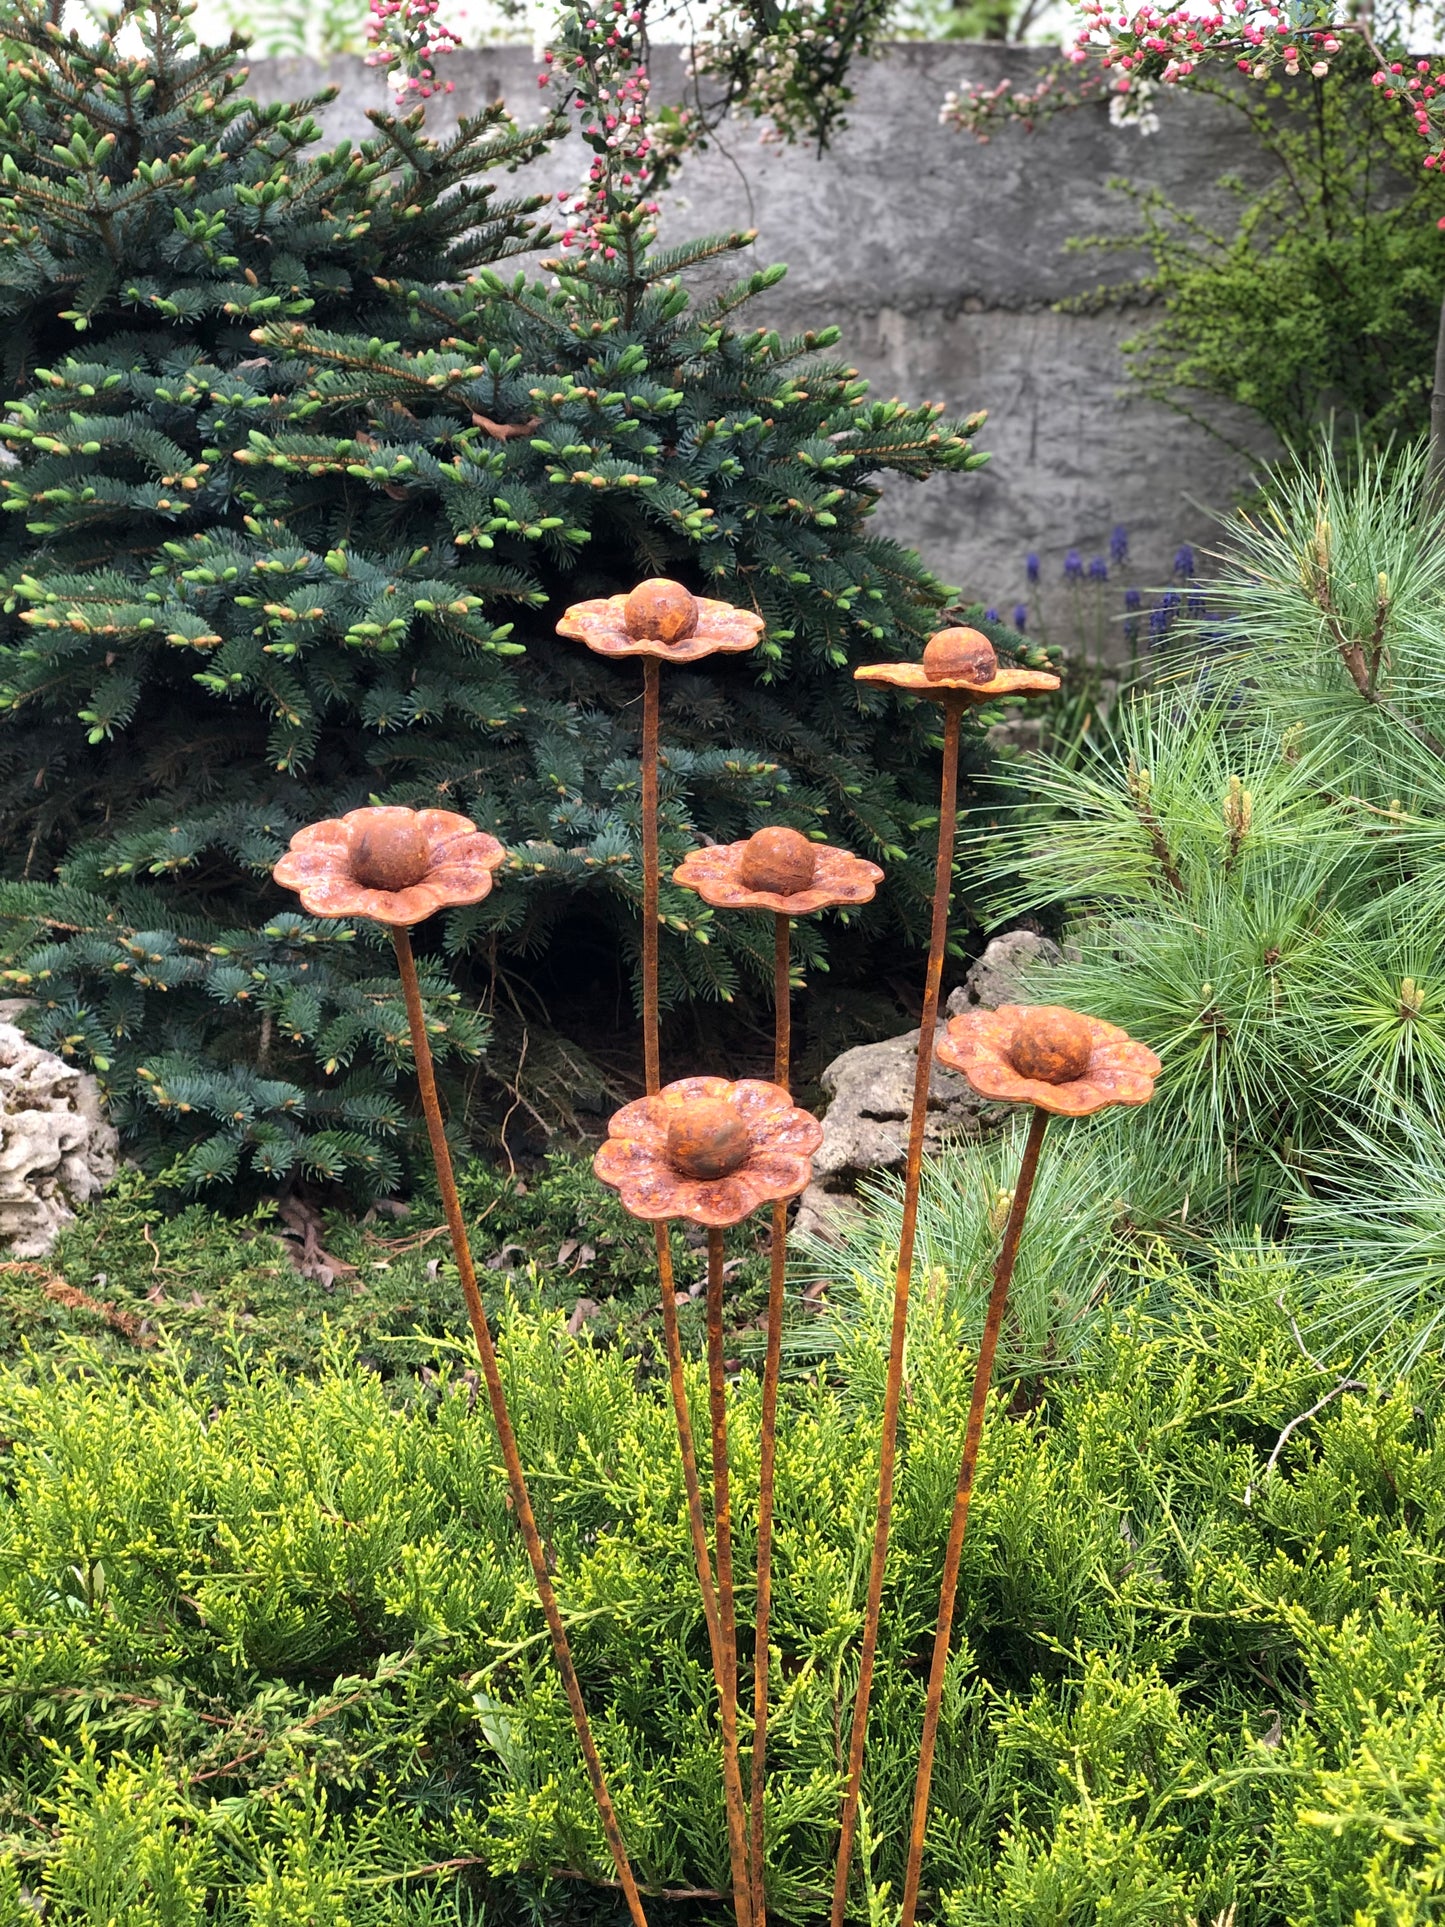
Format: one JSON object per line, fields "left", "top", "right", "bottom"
{"left": 246, "top": 44, "right": 1276, "bottom": 640}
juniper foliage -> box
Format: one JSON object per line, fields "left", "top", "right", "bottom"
{"left": 0, "top": 0, "right": 988, "bottom": 1195}
{"left": 2, "top": 1242, "right": 1444, "bottom": 1922}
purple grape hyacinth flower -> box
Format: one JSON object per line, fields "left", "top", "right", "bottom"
{"left": 1174, "top": 543, "right": 1196, "bottom": 579}
{"left": 1110, "top": 524, "right": 1129, "bottom": 566}
{"left": 984, "top": 608, "right": 1000, "bottom": 623}
{"left": 1012, "top": 603, "right": 1028, "bottom": 632}
{"left": 1124, "top": 585, "right": 1143, "bottom": 612}
{"left": 1088, "top": 556, "right": 1108, "bottom": 582}
{"left": 1026, "top": 552, "right": 1040, "bottom": 585}
{"left": 1063, "top": 548, "right": 1083, "bottom": 582}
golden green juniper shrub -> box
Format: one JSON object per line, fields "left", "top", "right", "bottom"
{"left": 2, "top": 1235, "right": 1445, "bottom": 1922}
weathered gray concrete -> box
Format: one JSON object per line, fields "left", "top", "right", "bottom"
{"left": 247, "top": 45, "right": 1275, "bottom": 642}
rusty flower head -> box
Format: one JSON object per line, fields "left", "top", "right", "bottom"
{"left": 673, "top": 826, "right": 884, "bottom": 917}
{"left": 935, "top": 1003, "right": 1161, "bottom": 1118}
{"left": 594, "top": 1075, "right": 823, "bottom": 1227}
{"left": 273, "top": 806, "right": 506, "bottom": 926}
{"left": 855, "top": 627, "right": 1060, "bottom": 704}
{"left": 556, "top": 577, "right": 764, "bottom": 664}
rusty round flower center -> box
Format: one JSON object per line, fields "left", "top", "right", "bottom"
{"left": 665, "top": 1097, "right": 752, "bottom": 1181}
{"left": 624, "top": 578, "right": 700, "bottom": 644}
{"left": 738, "top": 826, "right": 817, "bottom": 896}
{"left": 1006, "top": 1007, "right": 1095, "bottom": 1085}
{"left": 922, "top": 627, "right": 998, "bottom": 685}
{"left": 349, "top": 811, "right": 432, "bottom": 892}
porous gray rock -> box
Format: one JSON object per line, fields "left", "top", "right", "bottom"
{"left": 792, "top": 1028, "right": 994, "bottom": 1241}
{"left": 0, "top": 1023, "right": 118, "bottom": 1256}
{"left": 796, "top": 928, "right": 1063, "bottom": 1239}
{"left": 946, "top": 927, "right": 1063, "bottom": 1017}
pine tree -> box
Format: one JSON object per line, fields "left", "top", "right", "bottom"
{"left": 978, "top": 440, "right": 1445, "bottom": 1374}
{"left": 0, "top": 0, "right": 991, "bottom": 1196}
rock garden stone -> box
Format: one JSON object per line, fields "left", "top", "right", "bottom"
{"left": 795, "top": 929, "right": 1063, "bottom": 1238}
{"left": 0, "top": 1022, "right": 118, "bottom": 1256}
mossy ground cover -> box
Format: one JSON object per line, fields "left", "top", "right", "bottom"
{"left": 0, "top": 1159, "right": 770, "bottom": 1387}
{"left": 2, "top": 1181, "right": 1444, "bottom": 1924}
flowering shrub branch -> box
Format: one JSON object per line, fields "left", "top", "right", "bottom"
{"left": 1377, "top": 55, "right": 1445, "bottom": 174}
{"left": 941, "top": 5, "right": 1378, "bottom": 140}
{"left": 366, "top": 0, "right": 902, "bottom": 245}
{"left": 365, "top": 0, "right": 460, "bottom": 101}
{"left": 537, "top": 0, "right": 689, "bottom": 252}
{"left": 688, "top": 0, "right": 896, "bottom": 151}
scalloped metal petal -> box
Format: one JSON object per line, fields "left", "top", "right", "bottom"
{"left": 557, "top": 594, "right": 763, "bottom": 662}
{"left": 278, "top": 874, "right": 447, "bottom": 925}
{"left": 673, "top": 841, "right": 884, "bottom": 915}
{"left": 854, "top": 661, "right": 1061, "bottom": 703}
{"left": 286, "top": 819, "right": 352, "bottom": 855}
{"left": 935, "top": 1006, "right": 1160, "bottom": 1116}
{"left": 595, "top": 1077, "right": 821, "bottom": 1222}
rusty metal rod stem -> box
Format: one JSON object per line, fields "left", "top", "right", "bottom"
{"left": 654, "top": 1223, "right": 727, "bottom": 1675}
{"left": 748, "top": 912, "right": 793, "bottom": 1924}
{"left": 653, "top": 1222, "right": 752, "bottom": 1927}
{"left": 639, "top": 655, "right": 750, "bottom": 1922}
{"left": 830, "top": 698, "right": 964, "bottom": 1927}
{"left": 899, "top": 1104, "right": 1048, "bottom": 1927}
{"left": 772, "top": 912, "right": 791, "bottom": 1089}
{"left": 707, "top": 1225, "right": 755, "bottom": 1927}
{"left": 641, "top": 659, "right": 661, "bottom": 1096}
{"left": 391, "top": 926, "right": 648, "bottom": 1927}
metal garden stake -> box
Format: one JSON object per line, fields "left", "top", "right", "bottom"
{"left": 897, "top": 1001, "right": 1160, "bottom": 1927}
{"left": 594, "top": 1074, "right": 823, "bottom": 1927}
{"left": 272, "top": 805, "right": 653, "bottom": 1927}
{"left": 831, "top": 630, "right": 1058, "bottom": 1925}
{"left": 674, "top": 826, "right": 884, "bottom": 1923}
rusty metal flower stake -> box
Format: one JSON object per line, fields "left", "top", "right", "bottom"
{"left": 831, "top": 631, "right": 1059, "bottom": 1926}
{"left": 560, "top": 580, "right": 763, "bottom": 1923}
{"left": 556, "top": 578, "right": 764, "bottom": 1094}
{"left": 274, "top": 806, "right": 652, "bottom": 1927}
{"left": 897, "top": 1003, "right": 1161, "bottom": 1927}
{"left": 596, "top": 1076, "right": 823, "bottom": 1927}
{"left": 674, "top": 826, "right": 882, "bottom": 1923}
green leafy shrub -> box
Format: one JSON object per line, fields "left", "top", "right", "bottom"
{"left": 0, "top": 0, "right": 990, "bottom": 1197}
{"left": 1068, "top": 46, "right": 1444, "bottom": 458}
{"left": 3, "top": 1242, "right": 1445, "bottom": 1920}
